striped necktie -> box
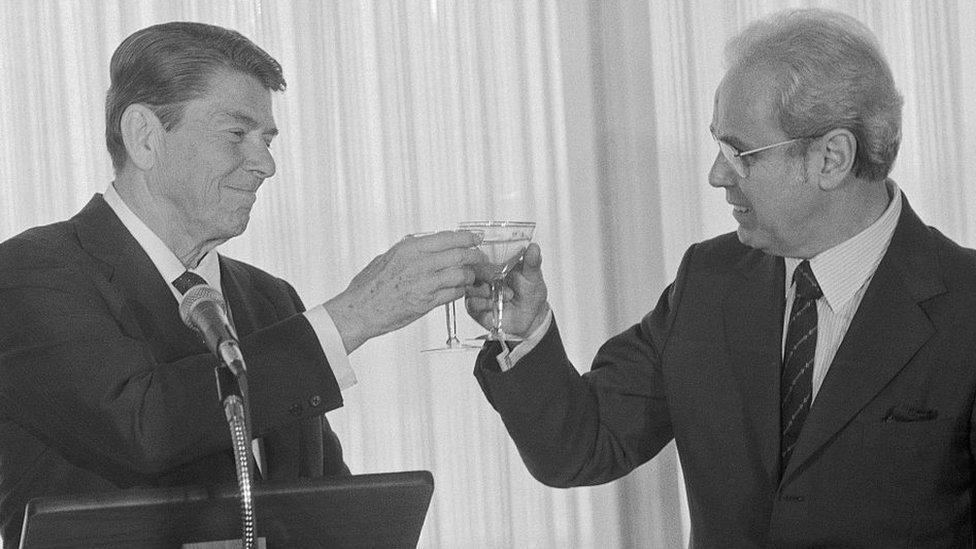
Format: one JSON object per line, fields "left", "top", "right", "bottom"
{"left": 780, "top": 260, "right": 822, "bottom": 477}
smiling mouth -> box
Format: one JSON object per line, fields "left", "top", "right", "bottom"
{"left": 732, "top": 205, "right": 751, "bottom": 213}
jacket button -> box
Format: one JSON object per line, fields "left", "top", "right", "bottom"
{"left": 309, "top": 395, "right": 322, "bottom": 407}
{"left": 289, "top": 403, "right": 302, "bottom": 416}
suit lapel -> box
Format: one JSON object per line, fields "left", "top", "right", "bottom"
{"left": 219, "top": 258, "right": 273, "bottom": 338}
{"left": 73, "top": 194, "right": 206, "bottom": 361}
{"left": 782, "top": 198, "right": 944, "bottom": 482}
{"left": 724, "top": 250, "right": 785, "bottom": 485}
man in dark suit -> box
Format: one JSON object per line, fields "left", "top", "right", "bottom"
{"left": 467, "top": 8, "right": 976, "bottom": 547}
{"left": 0, "top": 22, "right": 482, "bottom": 547}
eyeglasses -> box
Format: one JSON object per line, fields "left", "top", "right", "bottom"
{"left": 712, "top": 133, "right": 805, "bottom": 178}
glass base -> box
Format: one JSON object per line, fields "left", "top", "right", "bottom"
{"left": 422, "top": 340, "right": 482, "bottom": 353}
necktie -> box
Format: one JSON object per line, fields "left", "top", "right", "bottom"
{"left": 172, "top": 270, "right": 208, "bottom": 295}
{"left": 780, "top": 260, "right": 822, "bottom": 476}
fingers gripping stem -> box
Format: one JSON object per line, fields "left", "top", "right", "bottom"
{"left": 490, "top": 279, "right": 504, "bottom": 339}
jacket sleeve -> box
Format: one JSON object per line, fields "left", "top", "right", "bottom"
{"left": 474, "top": 244, "right": 697, "bottom": 488}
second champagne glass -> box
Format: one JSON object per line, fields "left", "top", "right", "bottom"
{"left": 408, "top": 231, "right": 481, "bottom": 353}
{"left": 423, "top": 300, "right": 479, "bottom": 353}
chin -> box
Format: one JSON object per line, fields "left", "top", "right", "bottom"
{"left": 736, "top": 226, "right": 754, "bottom": 246}
{"left": 219, "top": 216, "right": 251, "bottom": 240}
{"left": 736, "top": 227, "right": 770, "bottom": 253}
{"left": 233, "top": 219, "right": 250, "bottom": 237}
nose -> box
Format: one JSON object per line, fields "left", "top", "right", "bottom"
{"left": 708, "top": 151, "right": 736, "bottom": 188}
{"left": 246, "top": 140, "right": 276, "bottom": 179}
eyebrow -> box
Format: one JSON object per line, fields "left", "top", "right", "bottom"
{"left": 220, "top": 110, "right": 279, "bottom": 137}
{"left": 708, "top": 124, "right": 748, "bottom": 151}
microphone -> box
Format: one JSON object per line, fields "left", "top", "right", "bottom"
{"left": 178, "top": 284, "right": 246, "bottom": 377}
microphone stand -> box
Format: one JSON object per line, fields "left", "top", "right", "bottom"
{"left": 215, "top": 345, "right": 257, "bottom": 549}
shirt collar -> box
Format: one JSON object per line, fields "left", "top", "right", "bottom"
{"left": 103, "top": 183, "right": 221, "bottom": 298}
{"left": 785, "top": 180, "right": 902, "bottom": 312}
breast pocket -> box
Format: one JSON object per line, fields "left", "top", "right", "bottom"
{"left": 854, "top": 416, "right": 958, "bottom": 448}
{"left": 841, "top": 416, "right": 964, "bottom": 501}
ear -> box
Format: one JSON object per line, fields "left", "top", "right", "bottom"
{"left": 120, "top": 104, "right": 163, "bottom": 171}
{"left": 813, "top": 128, "right": 856, "bottom": 190}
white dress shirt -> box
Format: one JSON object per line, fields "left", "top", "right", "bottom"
{"left": 783, "top": 181, "right": 901, "bottom": 402}
{"left": 103, "top": 184, "right": 357, "bottom": 390}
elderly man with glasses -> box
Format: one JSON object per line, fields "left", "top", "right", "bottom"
{"left": 466, "top": 8, "right": 976, "bottom": 547}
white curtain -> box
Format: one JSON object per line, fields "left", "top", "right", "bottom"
{"left": 2, "top": 1, "right": 974, "bottom": 547}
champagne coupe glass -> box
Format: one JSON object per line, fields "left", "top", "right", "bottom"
{"left": 458, "top": 221, "right": 536, "bottom": 342}
{"left": 408, "top": 231, "right": 481, "bottom": 353}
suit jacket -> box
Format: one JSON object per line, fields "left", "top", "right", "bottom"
{"left": 0, "top": 195, "right": 349, "bottom": 547}
{"left": 476, "top": 197, "right": 976, "bottom": 547}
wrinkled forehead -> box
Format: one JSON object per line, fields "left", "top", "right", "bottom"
{"left": 711, "top": 65, "right": 786, "bottom": 147}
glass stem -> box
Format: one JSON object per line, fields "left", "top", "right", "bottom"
{"left": 490, "top": 279, "right": 504, "bottom": 340}
{"left": 445, "top": 301, "right": 461, "bottom": 347}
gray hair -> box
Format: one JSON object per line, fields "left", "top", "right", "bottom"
{"left": 725, "top": 9, "right": 903, "bottom": 181}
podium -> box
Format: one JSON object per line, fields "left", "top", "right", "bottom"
{"left": 19, "top": 470, "right": 434, "bottom": 548}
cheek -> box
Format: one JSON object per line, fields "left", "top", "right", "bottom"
{"left": 202, "top": 144, "right": 243, "bottom": 191}
{"left": 759, "top": 179, "right": 814, "bottom": 231}
{"left": 213, "top": 145, "right": 247, "bottom": 183}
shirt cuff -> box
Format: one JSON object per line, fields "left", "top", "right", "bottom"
{"left": 496, "top": 307, "right": 553, "bottom": 372}
{"left": 304, "top": 304, "right": 358, "bottom": 390}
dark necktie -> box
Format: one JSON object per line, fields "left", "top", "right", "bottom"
{"left": 780, "top": 260, "right": 822, "bottom": 476}
{"left": 172, "top": 270, "right": 207, "bottom": 295}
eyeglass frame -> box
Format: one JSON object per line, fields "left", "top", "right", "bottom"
{"left": 711, "top": 132, "right": 808, "bottom": 178}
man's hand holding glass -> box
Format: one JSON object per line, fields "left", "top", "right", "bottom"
{"left": 464, "top": 238, "right": 550, "bottom": 345}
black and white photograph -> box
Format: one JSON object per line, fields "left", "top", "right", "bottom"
{"left": 1, "top": 1, "right": 975, "bottom": 547}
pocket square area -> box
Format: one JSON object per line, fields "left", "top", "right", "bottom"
{"left": 883, "top": 405, "right": 938, "bottom": 422}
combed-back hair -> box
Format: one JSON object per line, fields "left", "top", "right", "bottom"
{"left": 105, "top": 22, "right": 285, "bottom": 172}
{"left": 725, "top": 9, "right": 903, "bottom": 181}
